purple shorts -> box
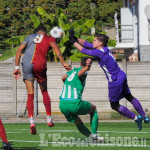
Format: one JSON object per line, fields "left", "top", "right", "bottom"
{"left": 108, "top": 71, "right": 130, "bottom": 102}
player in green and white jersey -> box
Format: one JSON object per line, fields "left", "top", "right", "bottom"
{"left": 59, "top": 57, "right": 104, "bottom": 142}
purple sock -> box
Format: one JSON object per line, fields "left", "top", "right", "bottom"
{"left": 131, "top": 98, "right": 146, "bottom": 116}
{"left": 118, "top": 105, "right": 135, "bottom": 119}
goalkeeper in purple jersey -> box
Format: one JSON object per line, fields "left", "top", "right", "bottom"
{"left": 69, "top": 29, "right": 149, "bottom": 130}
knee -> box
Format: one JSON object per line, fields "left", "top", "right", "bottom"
{"left": 90, "top": 105, "right": 96, "bottom": 114}
{"left": 124, "top": 93, "right": 135, "bottom": 102}
{"left": 110, "top": 102, "right": 120, "bottom": 111}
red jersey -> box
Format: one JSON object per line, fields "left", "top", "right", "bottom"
{"left": 31, "top": 35, "right": 55, "bottom": 64}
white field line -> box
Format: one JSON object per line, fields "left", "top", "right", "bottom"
{"left": 5, "top": 129, "right": 150, "bottom": 148}
{"left": 6, "top": 132, "right": 22, "bottom": 133}
{"left": 5, "top": 140, "right": 150, "bottom": 147}
{"left": 97, "top": 131, "right": 150, "bottom": 134}
{"left": 9, "top": 129, "right": 150, "bottom": 134}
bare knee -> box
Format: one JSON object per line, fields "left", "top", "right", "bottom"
{"left": 25, "top": 80, "right": 34, "bottom": 94}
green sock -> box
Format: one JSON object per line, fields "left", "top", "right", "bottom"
{"left": 76, "top": 123, "right": 91, "bottom": 137}
{"left": 90, "top": 110, "right": 98, "bottom": 134}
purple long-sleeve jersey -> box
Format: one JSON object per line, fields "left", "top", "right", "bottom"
{"left": 81, "top": 41, "right": 122, "bottom": 82}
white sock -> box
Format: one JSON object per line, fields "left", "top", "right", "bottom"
{"left": 47, "top": 115, "right": 52, "bottom": 123}
{"left": 29, "top": 117, "right": 34, "bottom": 125}
{"left": 92, "top": 134, "right": 97, "bottom": 138}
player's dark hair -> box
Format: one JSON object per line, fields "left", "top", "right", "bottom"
{"left": 95, "top": 34, "right": 109, "bottom": 47}
{"left": 81, "top": 57, "right": 93, "bottom": 67}
{"left": 35, "top": 25, "right": 47, "bottom": 34}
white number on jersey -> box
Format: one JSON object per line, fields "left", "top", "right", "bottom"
{"left": 34, "top": 34, "right": 44, "bottom": 43}
{"left": 67, "top": 71, "right": 76, "bottom": 81}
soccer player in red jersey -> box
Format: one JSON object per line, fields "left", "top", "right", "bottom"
{"left": 0, "top": 119, "right": 15, "bottom": 149}
{"left": 13, "top": 25, "right": 70, "bottom": 135}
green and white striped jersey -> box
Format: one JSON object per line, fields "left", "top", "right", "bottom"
{"left": 59, "top": 67, "right": 87, "bottom": 100}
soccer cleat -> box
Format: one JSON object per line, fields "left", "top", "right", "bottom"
{"left": 3, "top": 142, "right": 15, "bottom": 150}
{"left": 47, "top": 117, "right": 55, "bottom": 127}
{"left": 92, "top": 136, "right": 104, "bottom": 142}
{"left": 135, "top": 115, "right": 143, "bottom": 131}
{"left": 30, "top": 124, "right": 37, "bottom": 135}
{"left": 144, "top": 116, "right": 150, "bottom": 123}
{"left": 47, "top": 121, "right": 55, "bottom": 127}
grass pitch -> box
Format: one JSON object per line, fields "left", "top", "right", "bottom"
{"left": 1, "top": 122, "right": 150, "bottom": 150}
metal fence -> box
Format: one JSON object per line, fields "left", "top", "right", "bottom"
{"left": 118, "top": 25, "right": 134, "bottom": 43}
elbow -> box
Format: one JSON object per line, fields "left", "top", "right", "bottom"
{"left": 61, "top": 77, "right": 66, "bottom": 82}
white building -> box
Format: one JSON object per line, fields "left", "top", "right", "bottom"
{"left": 115, "top": 0, "right": 150, "bottom": 61}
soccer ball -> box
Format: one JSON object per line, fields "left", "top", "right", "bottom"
{"left": 50, "top": 26, "right": 63, "bottom": 38}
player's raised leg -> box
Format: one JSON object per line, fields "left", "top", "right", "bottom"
{"left": 125, "top": 93, "right": 150, "bottom": 123}
{"left": 25, "top": 80, "right": 37, "bottom": 135}
{"left": 111, "top": 101, "right": 143, "bottom": 130}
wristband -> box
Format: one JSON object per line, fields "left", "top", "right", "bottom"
{"left": 15, "top": 66, "right": 20, "bottom": 69}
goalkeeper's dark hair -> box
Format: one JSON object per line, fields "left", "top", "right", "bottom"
{"left": 95, "top": 34, "right": 109, "bottom": 47}
{"left": 35, "top": 25, "right": 47, "bottom": 34}
{"left": 81, "top": 57, "right": 93, "bottom": 67}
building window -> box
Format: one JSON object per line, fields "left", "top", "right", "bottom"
{"left": 124, "top": 0, "right": 128, "bottom": 7}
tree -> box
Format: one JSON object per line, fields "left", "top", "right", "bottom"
{"left": 0, "top": 0, "right": 62, "bottom": 53}
{"left": 65, "top": 0, "right": 92, "bottom": 20}
{"left": 0, "top": 7, "right": 95, "bottom": 61}
{"left": 0, "top": 0, "right": 13, "bottom": 53}
{"left": 0, "top": 0, "right": 121, "bottom": 61}
{"left": 65, "top": 0, "right": 123, "bottom": 33}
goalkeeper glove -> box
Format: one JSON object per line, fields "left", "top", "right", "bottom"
{"left": 69, "top": 29, "right": 78, "bottom": 44}
{"left": 69, "top": 28, "right": 75, "bottom": 38}
{"left": 69, "top": 36, "right": 78, "bottom": 44}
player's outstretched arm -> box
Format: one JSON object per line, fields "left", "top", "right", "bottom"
{"left": 78, "top": 58, "right": 92, "bottom": 77}
{"left": 78, "top": 38, "right": 85, "bottom": 45}
{"left": 69, "top": 33, "right": 93, "bottom": 53}
{"left": 74, "top": 42, "right": 102, "bottom": 58}
{"left": 69, "top": 28, "right": 93, "bottom": 48}
{"left": 51, "top": 42, "right": 71, "bottom": 71}
{"left": 73, "top": 42, "right": 84, "bottom": 51}
{"left": 13, "top": 44, "right": 26, "bottom": 80}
